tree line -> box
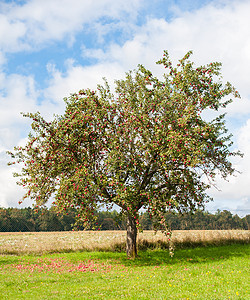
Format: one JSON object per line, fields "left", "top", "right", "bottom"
{"left": 0, "top": 207, "right": 249, "bottom": 232}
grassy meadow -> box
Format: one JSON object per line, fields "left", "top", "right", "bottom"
{"left": 0, "top": 230, "right": 249, "bottom": 299}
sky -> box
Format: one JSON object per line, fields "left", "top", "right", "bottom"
{"left": 0, "top": 0, "right": 250, "bottom": 216}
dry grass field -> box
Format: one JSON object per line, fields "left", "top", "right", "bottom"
{"left": 0, "top": 230, "right": 249, "bottom": 255}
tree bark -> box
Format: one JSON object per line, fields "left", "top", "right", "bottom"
{"left": 126, "top": 214, "right": 137, "bottom": 258}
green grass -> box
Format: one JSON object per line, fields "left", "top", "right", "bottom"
{"left": 0, "top": 244, "right": 249, "bottom": 299}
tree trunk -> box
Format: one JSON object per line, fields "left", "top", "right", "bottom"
{"left": 126, "top": 215, "right": 137, "bottom": 258}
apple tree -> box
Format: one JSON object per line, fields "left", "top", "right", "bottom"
{"left": 8, "top": 51, "right": 241, "bottom": 257}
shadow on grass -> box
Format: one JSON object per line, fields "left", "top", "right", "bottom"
{"left": 84, "top": 243, "right": 250, "bottom": 267}
{"left": 0, "top": 256, "right": 25, "bottom": 266}
{"left": 0, "top": 243, "right": 249, "bottom": 268}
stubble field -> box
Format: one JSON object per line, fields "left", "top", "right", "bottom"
{"left": 0, "top": 230, "right": 249, "bottom": 255}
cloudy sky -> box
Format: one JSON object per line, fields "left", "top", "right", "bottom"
{"left": 0, "top": 0, "right": 249, "bottom": 216}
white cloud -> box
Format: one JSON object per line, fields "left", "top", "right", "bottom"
{"left": 80, "top": 0, "right": 250, "bottom": 107}
{"left": 0, "top": 152, "right": 24, "bottom": 208}
{"left": 0, "top": 73, "right": 35, "bottom": 208}
{"left": 207, "top": 118, "right": 250, "bottom": 215}
{"left": 101, "top": 0, "right": 250, "bottom": 84}
{"left": 0, "top": 71, "right": 64, "bottom": 208}
{"left": 0, "top": 73, "right": 39, "bottom": 149}
{"left": 44, "top": 60, "right": 125, "bottom": 102}
{"left": 0, "top": 13, "right": 28, "bottom": 52}
{"left": 0, "top": 0, "right": 141, "bottom": 52}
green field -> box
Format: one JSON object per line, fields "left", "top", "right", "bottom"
{"left": 0, "top": 243, "right": 249, "bottom": 299}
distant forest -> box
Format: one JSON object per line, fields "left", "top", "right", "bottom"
{"left": 0, "top": 207, "right": 249, "bottom": 232}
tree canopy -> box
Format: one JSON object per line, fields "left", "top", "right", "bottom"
{"left": 8, "top": 50, "right": 241, "bottom": 257}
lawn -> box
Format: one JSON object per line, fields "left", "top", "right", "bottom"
{"left": 0, "top": 243, "right": 249, "bottom": 299}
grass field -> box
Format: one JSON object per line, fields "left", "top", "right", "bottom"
{"left": 0, "top": 230, "right": 249, "bottom": 299}
{"left": 0, "top": 244, "right": 249, "bottom": 299}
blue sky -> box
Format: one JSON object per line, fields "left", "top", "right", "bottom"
{"left": 0, "top": 0, "right": 250, "bottom": 216}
